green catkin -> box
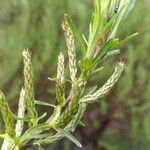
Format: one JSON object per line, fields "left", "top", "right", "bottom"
{"left": 23, "top": 49, "right": 38, "bottom": 126}
{"left": 54, "top": 61, "right": 125, "bottom": 128}
{"left": 0, "top": 92, "right": 14, "bottom": 136}
{"left": 62, "top": 15, "right": 77, "bottom": 82}
{"left": 93, "top": 60, "right": 125, "bottom": 98}
{"left": 56, "top": 52, "right": 65, "bottom": 106}
{"left": 53, "top": 16, "right": 80, "bottom": 128}
{"left": 53, "top": 83, "right": 80, "bottom": 128}
{"left": 81, "top": 60, "right": 125, "bottom": 103}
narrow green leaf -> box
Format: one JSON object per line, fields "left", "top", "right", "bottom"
{"left": 46, "top": 106, "right": 61, "bottom": 124}
{"left": 79, "top": 121, "right": 86, "bottom": 127}
{"left": 90, "top": 67, "right": 104, "bottom": 75}
{"left": 87, "top": 86, "right": 98, "bottom": 95}
{"left": 103, "top": 49, "right": 120, "bottom": 60}
{"left": 82, "top": 34, "right": 88, "bottom": 46}
{"left": 114, "top": 33, "right": 138, "bottom": 48}
{"left": 109, "top": 0, "right": 136, "bottom": 39}
{"left": 93, "top": 38, "right": 119, "bottom": 64}
{"left": 71, "top": 105, "right": 85, "bottom": 130}
{"left": 38, "top": 112, "right": 47, "bottom": 122}
{"left": 55, "top": 128, "right": 82, "bottom": 148}
{"left": 66, "top": 14, "right": 87, "bottom": 57}
{"left": 35, "top": 100, "right": 56, "bottom": 108}
{"left": 82, "top": 86, "right": 98, "bottom": 98}
{"left": 21, "top": 124, "right": 50, "bottom": 141}
{"left": 86, "top": 0, "right": 101, "bottom": 58}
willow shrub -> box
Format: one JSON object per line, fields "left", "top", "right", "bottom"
{"left": 0, "top": 0, "right": 137, "bottom": 149}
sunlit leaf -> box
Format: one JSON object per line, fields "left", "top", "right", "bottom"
{"left": 66, "top": 14, "right": 87, "bottom": 57}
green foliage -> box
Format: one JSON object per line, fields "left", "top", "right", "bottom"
{"left": 0, "top": 0, "right": 149, "bottom": 149}
{"left": 0, "top": 0, "right": 136, "bottom": 149}
{"left": 94, "top": 0, "right": 150, "bottom": 149}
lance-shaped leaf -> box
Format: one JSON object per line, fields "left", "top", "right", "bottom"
{"left": 54, "top": 128, "right": 82, "bottom": 148}
{"left": 93, "top": 33, "right": 138, "bottom": 65}
{"left": 22, "top": 49, "right": 38, "bottom": 126}
{"left": 15, "top": 88, "right": 26, "bottom": 138}
{"left": 114, "top": 32, "right": 138, "bottom": 49}
{"left": 35, "top": 100, "right": 56, "bottom": 108}
{"left": 86, "top": 0, "right": 102, "bottom": 58}
{"left": 37, "top": 113, "right": 47, "bottom": 122}
{"left": 65, "top": 14, "right": 87, "bottom": 57}
{"left": 93, "top": 38, "right": 119, "bottom": 64}
{"left": 69, "top": 103, "right": 86, "bottom": 131}
{"left": 37, "top": 104, "right": 86, "bottom": 145}
{"left": 108, "top": 0, "right": 136, "bottom": 39}
{"left": 62, "top": 15, "right": 77, "bottom": 82}
{"left": 80, "top": 60, "right": 125, "bottom": 103}
{"left": 0, "top": 91, "right": 14, "bottom": 136}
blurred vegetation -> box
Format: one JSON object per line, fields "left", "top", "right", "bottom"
{"left": 0, "top": 0, "right": 149, "bottom": 149}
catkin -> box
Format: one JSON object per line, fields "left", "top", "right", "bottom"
{"left": 23, "top": 49, "right": 38, "bottom": 126}
{"left": 62, "top": 15, "right": 77, "bottom": 81}
{"left": 0, "top": 91, "right": 14, "bottom": 136}
{"left": 81, "top": 60, "right": 125, "bottom": 103}
{"left": 56, "top": 52, "right": 65, "bottom": 106}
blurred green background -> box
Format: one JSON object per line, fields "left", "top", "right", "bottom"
{"left": 0, "top": 0, "right": 149, "bottom": 149}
